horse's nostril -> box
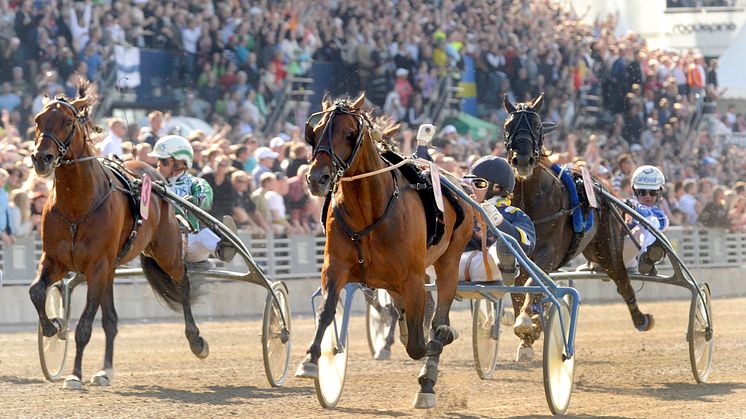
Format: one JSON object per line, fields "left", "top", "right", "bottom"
{"left": 529, "top": 157, "right": 536, "bottom": 165}
{"left": 511, "top": 157, "right": 518, "bottom": 166}
{"left": 43, "top": 154, "right": 54, "bottom": 164}
{"left": 319, "top": 174, "right": 330, "bottom": 186}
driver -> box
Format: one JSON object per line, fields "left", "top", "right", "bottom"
{"left": 461, "top": 156, "right": 536, "bottom": 284}
{"left": 148, "top": 135, "right": 237, "bottom": 266}
{"left": 624, "top": 165, "right": 669, "bottom": 275}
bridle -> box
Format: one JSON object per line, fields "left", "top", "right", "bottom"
{"left": 36, "top": 98, "right": 96, "bottom": 169}
{"left": 305, "top": 104, "right": 368, "bottom": 189}
{"left": 504, "top": 109, "right": 543, "bottom": 161}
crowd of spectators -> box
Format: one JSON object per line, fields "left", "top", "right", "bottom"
{"left": 1, "top": 0, "right": 746, "bottom": 241}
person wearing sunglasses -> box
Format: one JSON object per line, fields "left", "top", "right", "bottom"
{"left": 460, "top": 156, "right": 536, "bottom": 285}
{"left": 623, "top": 165, "right": 669, "bottom": 275}
{"left": 148, "top": 135, "right": 237, "bottom": 267}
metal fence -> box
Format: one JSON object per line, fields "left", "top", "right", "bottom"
{"left": 0, "top": 227, "right": 742, "bottom": 287}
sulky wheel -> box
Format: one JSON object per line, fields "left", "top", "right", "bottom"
{"left": 688, "top": 283, "right": 713, "bottom": 383}
{"left": 38, "top": 283, "right": 69, "bottom": 381}
{"left": 315, "top": 299, "right": 348, "bottom": 408}
{"left": 365, "top": 289, "right": 395, "bottom": 359}
{"left": 543, "top": 296, "right": 576, "bottom": 415}
{"left": 262, "top": 282, "right": 291, "bottom": 387}
{"left": 471, "top": 298, "right": 500, "bottom": 380}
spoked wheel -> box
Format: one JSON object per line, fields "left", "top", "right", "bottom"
{"left": 471, "top": 298, "right": 500, "bottom": 380}
{"left": 688, "top": 283, "right": 713, "bottom": 383}
{"left": 543, "top": 297, "right": 576, "bottom": 415}
{"left": 262, "top": 282, "right": 291, "bottom": 387}
{"left": 315, "top": 299, "right": 348, "bottom": 408}
{"left": 38, "top": 283, "right": 69, "bottom": 381}
{"left": 365, "top": 289, "right": 394, "bottom": 358}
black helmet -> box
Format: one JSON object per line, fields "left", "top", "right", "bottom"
{"left": 467, "top": 156, "right": 515, "bottom": 196}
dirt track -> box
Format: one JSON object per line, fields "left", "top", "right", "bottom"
{"left": 1, "top": 297, "right": 744, "bottom": 418}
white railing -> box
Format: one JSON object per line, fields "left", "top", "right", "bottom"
{"left": 0, "top": 227, "right": 742, "bottom": 287}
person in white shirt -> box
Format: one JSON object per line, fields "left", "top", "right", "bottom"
{"left": 99, "top": 118, "right": 127, "bottom": 157}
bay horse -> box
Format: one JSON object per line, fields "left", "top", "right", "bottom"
{"left": 296, "top": 93, "right": 473, "bottom": 408}
{"left": 29, "top": 80, "right": 209, "bottom": 389}
{"left": 504, "top": 94, "right": 654, "bottom": 360}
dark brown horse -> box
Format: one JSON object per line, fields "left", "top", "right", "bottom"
{"left": 296, "top": 93, "right": 473, "bottom": 408}
{"left": 504, "top": 94, "right": 654, "bottom": 361}
{"left": 29, "top": 81, "right": 208, "bottom": 389}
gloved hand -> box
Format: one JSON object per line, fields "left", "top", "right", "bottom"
{"left": 184, "top": 195, "right": 200, "bottom": 205}
{"left": 480, "top": 201, "right": 504, "bottom": 226}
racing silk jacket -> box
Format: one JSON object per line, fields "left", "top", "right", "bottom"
{"left": 167, "top": 171, "right": 213, "bottom": 230}
{"left": 627, "top": 202, "right": 669, "bottom": 232}
{"left": 465, "top": 200, "right": 536, "bottom": 255}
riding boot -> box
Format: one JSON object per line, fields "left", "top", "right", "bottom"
{"left": 638, "top": 240, "right": 665, "bottom": 276}
{"left": 215, "top": 215, "right": 238, "bottom": 263}
{"left": 496, "top": 240, "right": 516, "bottom": 286}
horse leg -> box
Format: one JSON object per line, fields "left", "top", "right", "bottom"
{"left": 29, "top": 258, "right": 66, "bottom": 337}
{"left": 403, "top": 274, "right": 427, "bottom": 360}
{"left": 609, "top": 268, "right": 655, "bottom": 331}
{"left": 181, "top": 272, "right": 209, "bottom": 358}
{"left": 91, "top": 279, "right": 117, "bottom": 386}
{"left": 414, "top": 262, "right": 458, "bottom": 409}
{"left": 511, "top": 274, "right": 542, "bottom": 361}
{"left": 295, "top": 274, "right": 343, "bottom": 379}
{"left": 65, "top": 273, "right": 107, "bottom": 390}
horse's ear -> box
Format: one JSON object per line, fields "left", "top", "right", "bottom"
{"left": 352, "top": 92, "right": 365, "bottom": 110}
{"left": 542, "top": 121, "right": 558, "bottom": 133}
{"left": 504, "top": 94, "right": 516, "bottom": 114}
{"left": 531, "top": 93, "right": 544, "bottom": 112}
{"left": 42, "top": 94, "right": 51, "bottom": 107}
{"left": 321, "top": 92, "right": 332, "bottom": 110}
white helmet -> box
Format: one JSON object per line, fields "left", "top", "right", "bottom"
{"left": 148, "top": 135, "right": 194, "bottom": 168}
{"left": 632, "top": 165, "right": 665, "bottom": 190}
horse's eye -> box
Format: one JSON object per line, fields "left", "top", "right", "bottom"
{"left": 346, "top": 131, "right": 355, "bottom": 142}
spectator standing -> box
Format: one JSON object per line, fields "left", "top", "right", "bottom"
{"left": 99, "top": 118, "right": 126, "bottom": 157}
{"left": 0, "top": 169, "right": 12, "bottom": 245}
{"left": 678, "top": 179, "right": 700, "bottom": 225}
{"left": 8, "top": 189, "right": 32, "bottom": 238}
{"left": 698, "top": 186, "right": 729, "bottom": 229}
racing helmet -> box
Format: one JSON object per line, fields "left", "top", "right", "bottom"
{"left": 466, "top": 156, "right": 515, "bottom": 198}
{"left": 631, "top": 165, "right": 665, "bottom": 191}
{"left": 148, "top": 135, "right": 194, "bottom": 168}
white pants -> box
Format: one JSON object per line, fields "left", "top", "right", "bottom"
{"left": 623, "top": 225, "right": 657, "bottom": 269}
{"left": 185, "top": 228, "right": 221, "bottom": 262}
{"left": 458, "top": 248, "right": 500, "bottom": 282}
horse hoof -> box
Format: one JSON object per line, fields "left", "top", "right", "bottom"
{"left": 192, "top": 338, "right": 210, "bottom": 359}
{"left": 500, "top": 308, "right": 515, "bottom": 326}
{"left": 413, "top": 392, "right": 436, "bottom": 409}
{"left": 294, "top": 361, "right": 319, "bottom": 379}
{"left": 516, "top": 345, "right": 534, "bottom": 362}
{"left": 374, "top": 348, "right": 391, "bottom": 360}
{"left": 90, "top": 369, "right": 113, "bottom": 386}
{"left": 62, "top": 375, "right": 83, "bottom": 390}
{"left": 513, "top": 312, "right": 533, "bottom": 336}
{"left": 636, "top": 314, "right": 655, "bottom": 332}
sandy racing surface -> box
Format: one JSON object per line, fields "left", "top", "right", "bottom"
{"left": 0, "top": 297, "right": 744, "bottom": 418}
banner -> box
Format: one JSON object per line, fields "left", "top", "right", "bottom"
{"left": 114, "top": 45, "right": 141, "bottom": 88}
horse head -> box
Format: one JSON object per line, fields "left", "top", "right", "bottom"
{"left": 32, "top": 79, "right": 100, "bottom": 177}
{"left": 503, "top": 94, "right": 556, "bottom": 179}
{"left": 305, "top": 92, "right": 368, "bottom": 196}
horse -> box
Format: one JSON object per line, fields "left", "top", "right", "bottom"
{"left": 296, "top": 92, "right": 474, "bottom": 408}
{"left": 28, "top": 80, "right": 209, "bottom": 389}
{"left": 503, "top": 94, "right": 654, "bottom": 360}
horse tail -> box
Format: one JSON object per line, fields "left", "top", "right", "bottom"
{"left": 140, "top": 255, "right": 208, "bottom": 312}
